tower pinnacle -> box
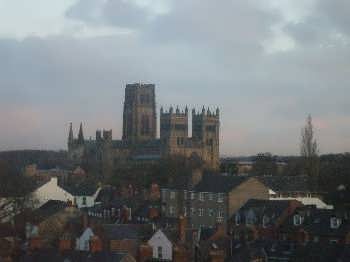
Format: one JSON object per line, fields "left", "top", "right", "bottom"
{"left": 78, "top": 122, "right": 84, "bottom": 144}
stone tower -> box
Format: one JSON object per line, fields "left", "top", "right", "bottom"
{"left": 160, "top": 106, "right": 189, "bottom": 154}
{"left": 192, "top": 107, "right": 220, "bottom": 169}
{"left": 122, "top": 83, "right": 157, "bottom": 144}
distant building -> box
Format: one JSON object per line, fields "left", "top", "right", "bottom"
{"left": 68, "top": 83, "right": 220, "bottom": 178}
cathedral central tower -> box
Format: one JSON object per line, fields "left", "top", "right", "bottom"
{"left": 122, "top": 83, "right": 157, "bottom": 143}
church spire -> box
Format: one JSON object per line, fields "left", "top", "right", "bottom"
{"left": 68, "top": 122, "right": 74, "bottom": 148}
{"left": 78, "top": 122, "right": 84, "bottom": 144}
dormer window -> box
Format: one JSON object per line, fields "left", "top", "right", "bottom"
{"left": 235, "top": 213, "right": 241, "bottom": 225}
{"left": 330, "top": 217, "right": 341, "bottom": 229}
{"left": 293, "top": 214, "right": 303, "bottom": 226}
{"left": 246, "top": 210, "right": 255, "bottom": 225}
{"left": 262, "top": 215, "right": 269, "bottom": 228}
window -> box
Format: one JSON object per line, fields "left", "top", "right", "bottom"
{"left": 84, "top": 240, "right": 89, "bottom": 250}
{"left": 330, "top": 217, "right": 341, "bottom": 229}
{"left": 190, "top": 208, "right": 195, "bottom": 215}
{"left": 235, "top": 213, "right": 241, "bottom": 225}
{"left": 184, "top": 207, "right": 187, "bottom": 217}
{"left": 246, "top": 210, "right": 255, "bottom": 225}
{"left": 217, "top": 210, "right": 224, "bottom": 219}
{"left": 199, "top": 192, "right": 204, "bottom": 201}
{"left": 82, "top": 197, "right": 87, "bottom": 206}
{"left": 208, "top": 193, "right": 213, "bottom": 201}
{"left": 184, "top": 190, "right": 187, "bottom": 200}
{"left": 169, "top": 206, "right": 174, "bottom": 215}
{"left": 208, "top": 208, "right": 214, "bottom": 217}
{"left": 217, "top": 193, "right": 224, "bottom": 203}
{"left": 262, "top": 215, "right": 269, "bottom": 228}
{"left": 199, "top": 208, "right": 204, "bottom": 217}
{"left": 161, "top": 189, "right": 167, "bottom": 200}
{"left": 157, "top": 246, "right": 163, "bottom": 259}
{"left": 217, "top": 211, "right": 224, "bottom": 222}
{"left": 177, "top": 137, "right": 184, "bottom": 145}
{"left": 191, "top": 192, "right": 195, "bottom": 200}
{"left": 293, "top": 214, "right": 303, "bottom": 226}
{"left": 170, "top": 191, "right": 176, "bottom": 200}
{"left": 141, "top": 115, "right": 150, "bottom": 135}
{"left": 313, "top": 236, "right": 319, "bottom": 243}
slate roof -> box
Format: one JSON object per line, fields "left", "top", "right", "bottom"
{"left": 61, "top": 182, "right": 99, "bottom": 196}
{"left": 101, "top": 224, "right": 153, "bottom": 241}
{"left": 257, "top": 176, "right": 311, "bottom": 193}
{"left": 232, "top": 199, "right": 293, "bottom": 227}
{"left": 31, "top": 200, "right": 68, "bottom": 224}
{"left": 280, "top": 206, "right": 350, "bottom": 237}
{"left": 291, "top": 242, "right": 344, "bottom": 262}
{"left": 193, "top": 174, "right": 248, "bottom": 193}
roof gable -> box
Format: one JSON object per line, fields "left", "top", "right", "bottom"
{"left": 148, "top": 229, "right": 173, "bottom": 247}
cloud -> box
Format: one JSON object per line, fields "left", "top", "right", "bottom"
{"left": 0, "top": 0, "right": 350, "bottom": 155}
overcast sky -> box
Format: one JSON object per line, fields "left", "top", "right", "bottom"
{"left": 0, "top": 0, "right": 349, "bottom": 156}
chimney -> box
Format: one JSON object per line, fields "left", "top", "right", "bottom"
{"left": 179, "top": 216, "right": 187, "bottom": 243}
{"left": 59, "top": 237, "right": 73, "bottom": 252}
{"left": 90, "top": 236, "right": 103, "bottom": 253}
{"left": 149, "top": 207, "right": 160, "bottom": 219}
{"left": 139, "top": 243, "right": 153, "bottom": 262}
{"left": 128, "top": 208, "right": 132, "bottom": 221}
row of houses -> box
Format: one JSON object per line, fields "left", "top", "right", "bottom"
{"left": 1, "top": 165, "right": 348, "bottom": 261}
{"left": 161, "top": 172, "right": 332, "bottom": 230}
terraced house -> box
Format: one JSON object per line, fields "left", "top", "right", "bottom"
{"left": 161, "top": 174, "right": 270, "bottom": 229}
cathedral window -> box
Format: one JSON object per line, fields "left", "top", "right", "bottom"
{"left": 141, "top": 115, "right": 150, "bottom": 135}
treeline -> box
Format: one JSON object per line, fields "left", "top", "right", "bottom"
{"left": 221, "top": 152, "right": 350, "bottom": 203}
{"left": 0, "top": 150, "right": 71, "bottom": 171}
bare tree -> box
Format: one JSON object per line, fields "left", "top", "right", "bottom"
{"left": 300, "top": 115, "right": 320, "bottom": 190}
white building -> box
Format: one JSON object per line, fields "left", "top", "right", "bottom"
{"left": 148, "top": 229, "right": 173, "bottom": 261}
{"left": 76, "top": 227, "right": 95, "bottom": 251}
{"left": 33, "top": 177, "right": 100, "bottom": 208}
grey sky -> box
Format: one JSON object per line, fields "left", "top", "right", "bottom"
{"left": 0, "top": 0, "right": 349, "bottom": 155}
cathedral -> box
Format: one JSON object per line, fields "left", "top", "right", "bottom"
{"left": 68, "top": 83, "right": 220, "bottom": 177}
